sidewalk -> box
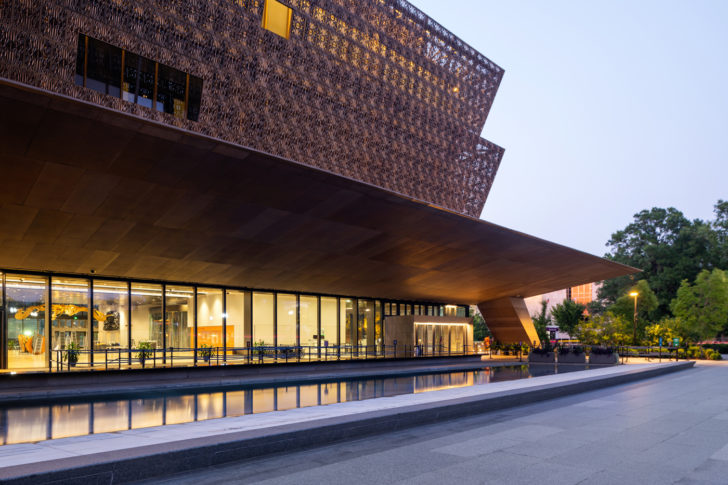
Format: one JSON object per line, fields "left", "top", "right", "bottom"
{"left": 0, "top": 362, "right": 692, "bottom": 483}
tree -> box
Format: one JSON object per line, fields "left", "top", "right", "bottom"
{"left": 608, "top": 280, "right": 659, "bottom": 343}
{"left": 713, "top": 200, "right": 728, "bottom": 269}
{"left": 670, "top": 269, "right": 728, "bottom": 341}
{"left": 531, "top": 300, "right": 550, "bottom": 345}
{"left": 473, "top": 311, "right": 491, "bottom": 341}
{"left": 644, "top": 323, "right": 674, "bottom": 347}
{"left": 600, "top": 206, "right": 724, "bottom": 319}
{"left": 551, "top": 299, "right": 586, "bottom": 336}
{"left": 573, "top": 312, "right": 630, "bottom": 346}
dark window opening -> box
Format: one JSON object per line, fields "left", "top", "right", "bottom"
{"left": 75, "top": 34, "right": 202, "bottom": 122}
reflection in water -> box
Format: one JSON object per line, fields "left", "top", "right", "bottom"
{"left": 0, "top": 364, "right": 588, "bottom": 446}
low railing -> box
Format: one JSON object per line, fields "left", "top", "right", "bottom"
{"left": 50, "top": 343, "right": 476, "bottom": 372}
{"left": 616, "top": 345, "right": 684, "bottom": 363}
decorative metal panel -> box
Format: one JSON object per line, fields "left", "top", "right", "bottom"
{"left": 0, "top": 0, "right": 504, "bottom": 217}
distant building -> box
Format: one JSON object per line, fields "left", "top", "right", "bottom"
{"left": 524, "top": 283, "right": 600, "bottom": 340}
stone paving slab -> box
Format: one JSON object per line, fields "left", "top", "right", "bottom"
{"left": 0, "top": 362, "right": 693, "bottom": 484}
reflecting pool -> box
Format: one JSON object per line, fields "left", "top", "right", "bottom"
{"left": 0, "top": 364, "right": 592, "bottom": 445}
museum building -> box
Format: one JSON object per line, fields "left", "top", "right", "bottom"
{"left": 0, "top": 0, "right": 634, "bottom": 371}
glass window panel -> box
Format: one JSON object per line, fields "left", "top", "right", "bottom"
{"left": 75, "top": 35, "right": 85, "bottom": 86}
{"left": 252, "top": 292, "right": 274, "bottom": 347}
{"left": 197, "top": 288, "right": 223, "bottom": 350}
{"left": 131, "top": 283, "right": 163, "bottom": 353}
{"left": 277, "top": 293, "right": 297, "bottom": 347}
{"left": 6, "top": 274, "right": 48, "bottom": 369}
{"left": 156, "top": 63, "right": 187, "bottom": 117}
{"left": 320, "top": 297, "right": 337, "bottom": 348}
{"left": 136, "top": 56, "right": 155, "bottom": 109}
{"left": 85, "top": 37, "right": 122, "bottom": 97}
{"left": 122, "top": 51, "right": 139, "bottom": 102}
{"left": 187, "top": 75, "right": 203, "bottom": 121}
{"left": 166, "top": 286, "right": 194, "bottom": 366}
{"left": 226, "top": 290, "right": 247, "bottom": 351}
{"left": 299, "top": 295, "right": 318, "bottom": 348}
{"left": 93, "top": 280, "right": 129, "bottom": 351}
{"left": 52, "top": 277, "right": 90, "bottom": 365}
{"left": 340, "top": 298, "right": 355, "bottom": 349}
{"left": 375, "top": 301, "right": 382, "bottom": 349}
{"left": 357, "top": 299, "right": 374, "bottom": 348}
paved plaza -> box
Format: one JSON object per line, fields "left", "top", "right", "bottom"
{"left": 140, "top": 363, "right": 728, "bottom": 485}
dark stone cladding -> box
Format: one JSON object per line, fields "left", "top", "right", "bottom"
{"left": 0, "top": 0, "right": 504, "bottom": 217}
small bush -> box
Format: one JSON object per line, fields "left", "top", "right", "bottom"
{"left": 710, "top": 352, "right": 723, "bottom": 361}
{"left": 702, "top": 343, "right": 728, "bottom": 354}
{"left": 590, "top": 346, "right": 615, "bottom": 355}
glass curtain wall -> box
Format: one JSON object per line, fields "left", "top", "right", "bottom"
{"left": 299, "top": 295, "right": 318, "bottom": 352}
{"left": 252, "top": 292, "right": 274, "bottom": 347}
{"left": 131, "top": 283, "right": 163, "bottom": 356}
{"left": 277, "top": 293, "right": 297, "bottom": 347}
{"left": 166, "top": 286, "right": 194, "bottom": 363}
{"left": 197, "top": 288, "right": 224, "bottom": 351}
{"left": 51, "top": 277, "right": 90, "bottom": 365}
{"left": 320, "top": 297, "right": 337, "bottom": 353}
{"left": 5, "top": 274, "right": 48, "bottom": 369}
{"left": 341, "top": 298, "right": 355, "bottom": 355}
{"left": 93, "top": 280, "right": 129, "bottom": 353}
{"left": 357, "top": 299, "right": 375, "bottom": 352}
{"left": 226, "top": 290, "right": 247, "bottom": 355}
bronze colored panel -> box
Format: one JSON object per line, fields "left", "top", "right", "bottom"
{"left": 477, "top": 297, "right": 540, "bottom": 346}
{"left": 0, "top": 0, "right": 504, "bottom": 217}
{"left": 0, "top": 81, "right": 637, "bottom": 305}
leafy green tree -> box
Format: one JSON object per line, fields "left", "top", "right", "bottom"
{"left": 644, "top": 323, "right": 674, "bottom": 347}
{"left": 531, "top": 300, "right": 550, "bottom": 345}
{"left": 573, "top": 312, "right": 630, "bottom": 346}
{"left": 600, "top": 206, "right": 723, "bottom": 319}
{"left": 713, "top": 200, "right": 728, "bottom": 269}
{"left": 661, "top": 317, "right": 692, "bottom": 345}
{"left": 551, "top": 299, "right": 586, "bottom": 336}
{"left": 670, "top": 269, "right": 728, "bottom": 341}
{"left": 609, "top": 280, "right": 659, "bottom": 342}
{"left": 473, "top": 311, "right": 491, "bottom": 341}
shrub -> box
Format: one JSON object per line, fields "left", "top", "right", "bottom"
{"left": 702, "top": 344, "right": 728, "bottom": 354}
{"left": 710, "top": 352, "right": 723, "bottom": 360}
{"left": 590, "top": 346, "right": 615, "bottom": 355}
{"left": 530, "top": 347, "right": 552, "bottom": 356}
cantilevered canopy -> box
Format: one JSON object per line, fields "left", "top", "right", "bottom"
{"left": 0, "top": 80, "right": 636, "bottom": 305}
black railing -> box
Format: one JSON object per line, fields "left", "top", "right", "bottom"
{"left": 49, "top": 344, "right": 476, "bottom": 372}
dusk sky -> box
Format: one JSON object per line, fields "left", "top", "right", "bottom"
{"left": 410, "top": 0, "right": 728, "bottom": 257}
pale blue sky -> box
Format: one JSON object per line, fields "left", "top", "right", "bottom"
{"left": 410, "top": 0, "right": 728, "bottom": 256}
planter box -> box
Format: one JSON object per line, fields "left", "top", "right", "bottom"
{"left": 558, "top": 352, "right": 586, "bottom": 364}
{"left": 528, "top": 352, "right": 555, "bottom": 363}
{"left": 589, "top": 353, "right": 619, "bottom": 365}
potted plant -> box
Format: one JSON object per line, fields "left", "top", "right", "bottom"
{"left": 200, "top": 344, "right": 214, "bottom": 363}
{"left": 558, "top": 345, "right": 586, "bottom": 364}
{"left": 589, "top": 346, "right": 619, "bottom": 364}
{"left": 65, "top": 341, "right": 80, "bottom": 367}
{"left": 528, "top": 344, "right": 555, "bottom": 363}
{"left": 137, "top": 341, "right": 153, "bottom": 368}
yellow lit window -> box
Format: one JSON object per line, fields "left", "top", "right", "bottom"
{"left": 262, "top": 0, "right": 292, "bottom": 40}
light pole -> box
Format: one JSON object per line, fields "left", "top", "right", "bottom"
{"left": 630, "top": 291, "right": 639, "bottom": 346}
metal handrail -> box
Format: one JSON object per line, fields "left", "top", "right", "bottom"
{"left": 48, "top": 343, "right": 477, "bottom": 372}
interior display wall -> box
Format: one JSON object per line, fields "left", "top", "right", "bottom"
{"left": 0, "top": 0, "right": 504, "bottom": 217}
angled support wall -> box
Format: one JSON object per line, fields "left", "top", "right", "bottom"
{"left": 477, "top": 297, "right": 540, "bottom": 346}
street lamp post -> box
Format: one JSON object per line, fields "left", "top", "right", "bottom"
{"left": 630, "top": 291, "right": 639, "bottom": 346}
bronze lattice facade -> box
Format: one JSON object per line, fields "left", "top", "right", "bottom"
{"left": 0, "top": 0, "right": 504, "bottom": 217}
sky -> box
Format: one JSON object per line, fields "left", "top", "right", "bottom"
{"left": 409, "top": 0, "right": 728, "bottom": 257}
